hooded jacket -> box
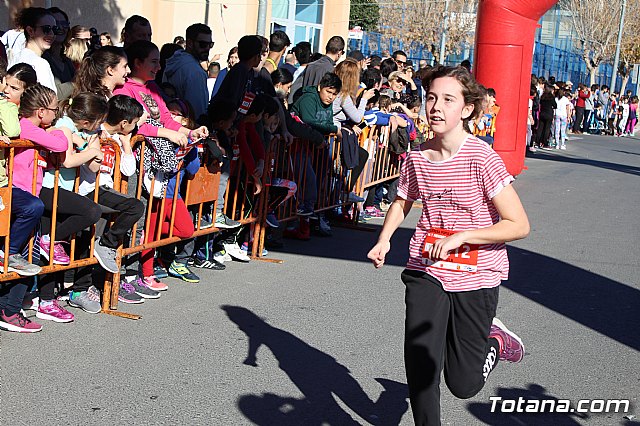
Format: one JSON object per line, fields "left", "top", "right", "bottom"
{"left": 163, "top": 50, "right": 209, "bottom": 119}
{"left": 289, "top": 86, "right": 338, "bottom": 135}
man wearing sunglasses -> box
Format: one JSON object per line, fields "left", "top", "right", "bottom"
{"left": 163, "top": 23, "right": 214, "bottom": 120}
{"left": 392, "top": 50, "right": 408, "bottom": 71}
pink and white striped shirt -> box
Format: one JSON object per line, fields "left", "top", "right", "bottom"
{"left": 397, "top": 136, "right": 514, "bottom": 292}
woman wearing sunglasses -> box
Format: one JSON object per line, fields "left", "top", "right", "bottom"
{"left": 10, "top": 7, "right": 58, "bottom": 96}
{"left": 42, "top": 7, "right": 75, "bottom": 101}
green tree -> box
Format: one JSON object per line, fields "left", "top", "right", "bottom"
{"left": 349, "top": 0, "right": 380, "bottom": 31}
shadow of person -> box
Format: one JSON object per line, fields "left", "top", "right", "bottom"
{"left": 222, "top": 305, "right": 409, "bottom": 425}
{"left": 466, "top": 383, "right": 589, "bottom": 425}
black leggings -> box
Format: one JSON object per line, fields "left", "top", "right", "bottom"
{"left": 401, "top": 269, "right": 500, "bottom": 426}
{"left": 39, "top": 187, "right": 102, "bottom": 241}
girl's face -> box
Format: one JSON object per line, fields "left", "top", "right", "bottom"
{"left": 3, "top": 75, "right": 26, "bottom": 105}
{"left": 425, "top": 76, "right": 474, "bottom": 136}
{"left": 26, "top": 15, "right": 57, "bottom": 53}
{"left": 169, "top": 108, "right": 188, "bottom": 127}
{"left": 106, "top": 57, "right": 130, "bottom": 88}
{"left": 100, "top": 35, "right": 110, "bottom": 46}
{"left": 275, "top": 82, "right": 292, "bottom": 97}
{"left": 40, "top": 97, "right": 60, "bottom": 127}
{"left": 134, "top": 49, "right": 161, "bottom": 82}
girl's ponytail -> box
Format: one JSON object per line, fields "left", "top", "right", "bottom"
{"left": 64, "top": 92, "right": 109, "bottom": 126}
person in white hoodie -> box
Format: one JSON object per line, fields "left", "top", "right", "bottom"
{"left": 163, "top": 23, "right": 213, "bottom": 120}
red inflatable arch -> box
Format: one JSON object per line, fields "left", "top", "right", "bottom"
{"left": 473, "top": 0, "right": 558, "bottom": 175}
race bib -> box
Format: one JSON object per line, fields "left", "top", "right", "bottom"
{"left": 232, "top": 142, "right": 240, "bottom": 161}
{"left": 37, "top": 150, "right": 48, "bottom": 168}
{"left": 238, "top": 92, "right": 256, "bottom": 115}
{"left": 100, "top": 145, "right": 116, "bottom": 175}
{"left": 422, "top": 228, "right": 479, "bottom": 273}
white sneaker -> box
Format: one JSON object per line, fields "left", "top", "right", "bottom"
{"left": 223, "top": 243, "right": 251, "bottom": 262}
{"left": 213, "top": 251, "right": 228, "bottom": 264}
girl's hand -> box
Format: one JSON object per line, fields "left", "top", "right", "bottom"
{"left": 253, "top": 160, "right": 265, "bottom": 179}
{"left": 191, "top": 126, "right": 209, "bottom": 140}
{"left": 367, "top": 241, "right": 391, "bottom": 268}
{"left": 363, "top": 88, "right": 376, "bottom": 101}
{"left": 167, "top": 130, "right": 188, "bottom": 147}
{"left": 137, "top": 111, "right": 149, "bottom": 127}
{"left": 428, "top": 232, "right": 467, "bottom": 261}
{"left": 352, "top": 125, "right": 363, "bottom": 136}
{"left": 252, "top": 176, "right": 263, "bottom": 195}
{"left": 0, "top": 136, "right": 10, "bottom": 144}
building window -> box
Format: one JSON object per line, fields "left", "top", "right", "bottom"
{"left": 271, "top": 0, "right": 324, "bottom": 52}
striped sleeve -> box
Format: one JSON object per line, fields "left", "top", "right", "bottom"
{"left": 397, "top": 153, "right": 419, "bottom": 201}
{"left": 482, "top": 150, "right": 514, "bottom": 200}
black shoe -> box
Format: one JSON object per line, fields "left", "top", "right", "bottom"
{"left": 192, "top": 257, "right": 226, "bottom": 270}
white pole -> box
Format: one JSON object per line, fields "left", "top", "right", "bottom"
{"left": 610, "top": 0, "right": 627, "bottom": 92}
{"left": 439, "top": 0, "right": 450, "bottom": 65}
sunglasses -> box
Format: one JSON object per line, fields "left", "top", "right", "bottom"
{"left": 395, "top": 60, "right": 407, "bottom": 65}
{"left": 37, "top": 25, "right": 66, "bottom": 36}
{"left": 197, "top": 41, "right": 214, "bottom": 49}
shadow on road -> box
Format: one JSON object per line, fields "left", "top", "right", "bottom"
{"left": 222, "top": 305, "right": 409, "bottom": 425}
{"left": 466, "top": 383, "right": 589, "bottom": 425}
{"left": 526, "top": 150, "right": 640, "bottom": 176}
{"left": 505, "top": 246, "right": 640, "bottom": 352}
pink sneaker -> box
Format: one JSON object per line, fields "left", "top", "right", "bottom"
{"left": 36, "top": 300, "right": 75, "bottom": 323}
{"left": 39, "top": 238, "right": 70, "bottom": 265}
{"left": 0, "top": 309, "right": 42, "bottom": 333}
{"left": 143, "top": 276, "right": 168, "bottom": 291}
{"left": 489, "top": 318, "right": 524, "bottom": 363}
{"left": 365, "top": 206, "right": 385, "bottom": 218}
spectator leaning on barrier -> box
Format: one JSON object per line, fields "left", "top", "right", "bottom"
{"left": 163, "top": 23, "right": 213, "bottom": 121}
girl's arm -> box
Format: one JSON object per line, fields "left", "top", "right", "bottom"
{"left": 367, "top": 197, "right": 414, "bottom": 268}
{"left": 157, "top": 127, "right": 188, "bottom": 147}
{"left": 428, "top": 185, "right": 530, "bottom": 260}
{"left": 62, "top": 133, "right": 103, "bottom": 168}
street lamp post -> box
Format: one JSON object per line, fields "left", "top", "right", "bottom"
{"left": 610, "top": 0, "right": 627, "bottom": 93}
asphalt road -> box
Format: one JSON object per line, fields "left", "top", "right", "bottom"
{"left": 1, "top": 133, "right": 638, "bottom": 425}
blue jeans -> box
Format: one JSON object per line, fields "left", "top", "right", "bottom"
{"left": 9, "top": 188, "right": 44, "bottom": 255}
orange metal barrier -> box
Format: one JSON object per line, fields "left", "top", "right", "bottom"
{"left": 0, "top": 136, "right": 265, "bottom": 319}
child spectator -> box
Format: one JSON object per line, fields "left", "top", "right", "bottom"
{"left": 69, "top": 94, "right": 149, "bottom": 312}
{"left": 290, "top": 72, "right": 341, "bottom": 135}
{"left": 624, "top": 95, "right": 637, "bottom": 136}
{"left": 0, "top": 84, "right": 69, "bottom": 331}
{"left": 289, "top": 72, "right": 341, "bottom": 229}
{"left": 0, "top": 61, "right": 43, "bottom": 277}
{"left": 210, "top": 36, "right": 262, "bottom": 110}
{"left": 554, "top": 88, "right": 571, "bottom": 149}
{"left": 368, "top": 66, "right": 529, "bottom": 424}
{"left": 3, "top": 63, "right": 37, "bottom": 105}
